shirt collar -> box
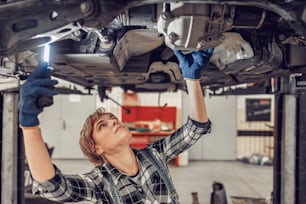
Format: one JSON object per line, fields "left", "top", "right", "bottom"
{"left": 100, "top": 148, "right": 149, "bottom": 185}
{"left": 103, "top": 162, "right": 123, "bottom": 185}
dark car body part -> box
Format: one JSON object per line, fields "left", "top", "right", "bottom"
{"left": 0, "top": 0, "right": 306, "bottom": 98}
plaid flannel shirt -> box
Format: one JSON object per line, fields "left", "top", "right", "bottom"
{"left": 33, "top": 117, "right": 211, "bottom": 203}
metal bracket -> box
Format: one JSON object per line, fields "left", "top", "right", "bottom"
{"left": 0, "top": 58, "right": 20, "bottom": 92}
{"left": 289, "top": 73, "right": 306, "bottom": 94}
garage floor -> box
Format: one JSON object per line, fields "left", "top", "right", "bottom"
{"left": 48, "top": 159, "right": 273, "bottom": 204}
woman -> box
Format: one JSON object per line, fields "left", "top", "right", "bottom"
{"left": 19, "top": 49, "right": 213, "bottom": 203}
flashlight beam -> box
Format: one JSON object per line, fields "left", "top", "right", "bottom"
{"left": 43, "top": 45, "right": 50, "bottom": 63}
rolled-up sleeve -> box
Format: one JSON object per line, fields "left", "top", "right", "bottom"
{"left": 149, "top": 117, "right": 212, "bottom": 161}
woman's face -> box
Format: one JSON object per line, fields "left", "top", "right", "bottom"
{"left": 92, "top": 113, "right": 131, "bottom": 155}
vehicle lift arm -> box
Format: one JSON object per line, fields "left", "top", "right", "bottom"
{"left": 273, "top": 74, "right": 306, "bottom": 204}
{"left": 1, "top": 66, "right": 306, "bottom": 203}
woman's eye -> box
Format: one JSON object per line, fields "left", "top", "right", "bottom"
{"left": 99, "top": 123, "right": 107, "bottom": 129}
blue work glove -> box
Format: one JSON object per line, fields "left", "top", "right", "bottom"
{"left": 19, "top": 62, "right": 58, "bottom": 127}
{"left": 174, "top": 48, "right": 214, "bottom": 80}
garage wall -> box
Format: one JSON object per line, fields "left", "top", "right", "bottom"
{"left": 137, "top": 90, "right": 183, "bottom": 127}
{"left": 186, "top": 93, "right": 237, "bottom": 160}
{"left": 40, "top": 94, "right": 96, "bottom": 159}
{"left": 96, "top": 88, "right": 183, "bottom": 124}
{"left": 41, "top": 88, "right": 183, "bottom": 159}
{"left": 236, "top": 95, "right": 275, "bottom": 159}
{"left": 40, "top": 88, "right": 238, "bottom": 160}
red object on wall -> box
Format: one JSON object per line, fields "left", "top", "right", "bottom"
{"left": 122, "top": 106, "right": 177, "bottom": 128}
{"left": 122, "top": 106, "right": 177, "bottom": 148}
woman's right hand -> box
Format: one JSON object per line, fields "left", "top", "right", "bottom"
{"left": 18, "top": 62, "right": 58, "bottom": 127}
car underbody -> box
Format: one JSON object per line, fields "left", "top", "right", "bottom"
{"left": 0, "top": 0, "right": 306, "bottom": 99}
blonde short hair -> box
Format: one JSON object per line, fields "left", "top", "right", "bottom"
{"left": 79, "top": 107, "right": 116, "bottom": 165}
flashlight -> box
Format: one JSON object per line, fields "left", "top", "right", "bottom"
{"left": 43, "top": 44, "right": 50, "bottom": 63}
{"left": 36, "top": 44, "right": 54, "bottom": 108}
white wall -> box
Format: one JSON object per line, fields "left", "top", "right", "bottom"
{"left": 40, "top": 87, "right": 238, "bottom": 160}
{"left": 96, "top": 87, "right": 124, "bottom": 120}
{"left": 236, "top": 95, "right": 275, "bottom": 159}
{"left": 41, "top": 88, "right": 183, "bottom": 159}
{"left": 40, "top": 94, "right": 96, "bottom": 159}
{"left": 187, "top": 92, "right": 237, "bottom": 160}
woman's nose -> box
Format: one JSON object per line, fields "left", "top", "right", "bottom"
{"left": 111, "top": 119, "right": 118, "bottom": 126}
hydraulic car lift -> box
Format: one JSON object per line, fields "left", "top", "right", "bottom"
{"left": 0, "top": 73, "right": 306, "bottom": 204}
{"left": 273, "top": 74, "right": 306, "bottom": 204}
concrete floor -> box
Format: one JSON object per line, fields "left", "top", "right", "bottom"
{"left": 49, "top": 159, "right": 273, "bottom": 204}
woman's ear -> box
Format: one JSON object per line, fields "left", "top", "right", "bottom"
{"left": 94, "top": 144, "right": 104, "bottom": 155}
